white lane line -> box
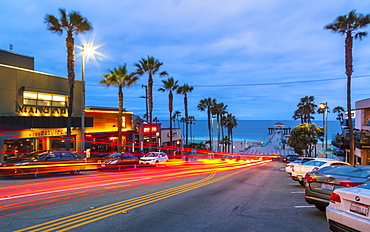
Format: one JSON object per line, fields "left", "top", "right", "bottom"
{"left": 291, "top": 191, "right": 305, "bottom": 193}
{"left": 0, "top": 177, "right": 151, "bottom": 201}
{"left": 294, "top": 205, "right": 315, "bottom": 208}
{"left": 289, "top": 183, "right": 300, "bottom": 185}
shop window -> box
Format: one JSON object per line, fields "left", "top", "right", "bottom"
{"left": 23, "top": 91, "right": 67, "bottom": 108}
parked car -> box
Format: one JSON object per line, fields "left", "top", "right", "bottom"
{"left": 139, "top": 152, "right": 168, "bottom": 166}
{"left": 291, "top": 158, "right": 349, "bottom": 186}
{"left": 304, "top": 165, "right": 370, "bottom": 212}
{"left": 282, "top": 154, "right": 299, "bottom": 163}
{"left": 0, "top": 150, "right": 86, "bottom": 178}
{"left": 326, "top": 181, "right": 370, "bottom": 232}
{"left": 98, "top": 153, "right": 139, "bottom": 171}
{"left": 285, "top": 157, "right": 315, "bottom": 175}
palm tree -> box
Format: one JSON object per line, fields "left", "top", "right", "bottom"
{"left": 197, "top": 98, "right": 216, "bottom": 151}
{"left": 292, "top": 108, "right": 304, "bottom": 124}
{"left": 212, "top": 102, "right": 228, "bottom": 151}
{"left": 188, "top": 116, "right": 196, "bottom": 143}
{"left": 223, "top": 113, "right": 237, "bottom": 153}
{"left": 333, "top": 106, "right": 345, "bottom": 132}
{"left": 177, "top": 84, "right": 194, "bottom": 147}
{"left": 325, "top": 10, "right": 370, "bottom": 164}
{"left": 296, "top": 96, "right": 317, "bottom": 124}
{"left": 99, "top": 64, "right": 139, "bottom": 151}
{"left": 158, "top": 77, "right": 179, "bottom": 147}
{"left": 135, "top": 56, "right": 168, "bottom": 147}
{"left": 172, "top": 111, "right": 181, "bottom": 129}
{"left": 44, "top": 9, "right": 93, "bottom": 150}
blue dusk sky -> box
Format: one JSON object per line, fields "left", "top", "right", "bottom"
{"left": 1, "top": 1, "right": 370, "bottom": 121}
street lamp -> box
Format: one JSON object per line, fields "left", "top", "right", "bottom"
{"left": 320, "top": 102, "right": 329, "bottom": 157}
{"left": 81, "top": 45, "right": 96, "bottom": 155}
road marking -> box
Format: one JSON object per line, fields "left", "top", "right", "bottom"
{"left": 291, "top": 191, "right": 305, "bottom": 193}
{"left": 294, "top": 205, "right": 315, "bottom": 208}
{"left": 289, "top": 183, "right": 300, "bottom": 185}
{"left": 0, "top": 178, "right": 150, "bottom": 201}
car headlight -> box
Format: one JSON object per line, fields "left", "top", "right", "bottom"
{"left": 14, "top": 162, "right": 29, "bottom": 166}
{"left": 108, "top": 160, "right": 118, "bottom": 164}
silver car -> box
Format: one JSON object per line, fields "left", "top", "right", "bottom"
{"left": 139, "top": 152, "right": 168, "bottom": 166}
{"left": 304, "top": 165, "right": 370, "bottom": 212}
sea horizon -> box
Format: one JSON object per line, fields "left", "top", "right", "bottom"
{"left": 159, "top": 119, "right": 342, "bottom": 143}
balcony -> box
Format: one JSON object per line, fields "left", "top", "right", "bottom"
{"left": 354, "top": 131, "right": 370, "bottom": 149}
{"left": 331, "top": 134, "right": 350, "bottom": 149}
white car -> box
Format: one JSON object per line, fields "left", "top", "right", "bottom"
{"left": 291, "top": 158, "right": 349, "bottom": 185}
{"left": 139, "top": 152, "right": 168, "bottom": 166}
{"left": 326, "top": 182, "right": 370, "bottom": 232}
{"left": 285, "top": 157, "right": 315, "bottom": 174}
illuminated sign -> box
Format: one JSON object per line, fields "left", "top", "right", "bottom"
{"left": 18, "top": 105, "right": 68, "bottom": 116}
{"left": 142, "top": 126, "right": 158, "bottom": 133}
{"left": 22, "top": 128, "right": 67, "bottom": 137}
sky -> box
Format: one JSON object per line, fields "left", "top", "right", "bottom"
{"left": 1, "top": 0, "right": 370, "bottom": 121}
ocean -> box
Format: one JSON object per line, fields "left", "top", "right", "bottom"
{"left": 160, "top": 120, "right": 342, "bottom": 143}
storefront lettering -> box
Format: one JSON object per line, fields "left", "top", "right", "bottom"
{"left": 18, "top": 105, "right": 67, "bottom": 116}
{"left": 27, "top": 129, "right": 66, "bottom": 137}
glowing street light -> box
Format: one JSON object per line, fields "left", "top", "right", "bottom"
{"left": 80, "top": 44, "right": 98, "bottom": 155}
{"left": 320, "top": 102, "right": 329, "bottom": 157}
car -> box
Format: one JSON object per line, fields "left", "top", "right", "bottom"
{"left": 139, "top": 152, "right": 168, "bottom": 166}
{"left": 98, "top": 153, "right": 139, "bottom": 171}
{"left": 0, "top": 150, "right": 86, "bottom": 178}
{"left": 304, "top": 165, "right": 370, "bottom": 212}
{"left": 291, "top": 158, "right": 349, "bottom": 186}
{"left": 326, "top": 181, "right": 370, "bottom": 232}
{"left": 282, "top": 154, "right": 299, "bottom": 163}
{"left": 285, "top": 157, "right": 315, "bottom": 175}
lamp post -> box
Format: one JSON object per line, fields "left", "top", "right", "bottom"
{"left": 320, "top": 102, "right": 329, "bottom": 157}
{"left": 81, "top": 45, "right": 96, "bottom": 155}
{"left": 81, "top": 45, "right": 86, "bottom": 155}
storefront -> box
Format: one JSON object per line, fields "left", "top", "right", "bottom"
{"left": 0, "top": 49, "right": 89, "bottom": 161}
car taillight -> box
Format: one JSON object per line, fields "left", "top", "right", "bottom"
{"left": 339, "top": 182, "right": 364, "bottom": 188}
{"left": 330, "top": 192, "right": 341, "bottom": 203}
{"left": 312, "top": 167, "right": 320, "bottom": 171}
{"left": 292, "top": 167, "right": 294, "bottom": 172}
{"left": 304, "top": 173, "right": 316, "bottom": 183}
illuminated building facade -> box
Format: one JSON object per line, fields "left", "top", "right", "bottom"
{"left": 0, "top": 49, "right": 90, "bottom": 161}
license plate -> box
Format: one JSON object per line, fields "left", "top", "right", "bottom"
{"left": 350, "top": 203, "right": 369, "bottom": 216}
{"left": 321, "top": 183, "right": 334, "bottom": 191}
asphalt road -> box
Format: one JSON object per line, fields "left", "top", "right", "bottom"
{"left": 0, "top": 161, "right": 330, "bottom": 232}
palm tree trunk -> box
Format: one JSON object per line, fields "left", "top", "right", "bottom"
{"left": 118, "top": 86, "right": 123, "bottom": 152}
{"left": 184, "top": 94, "right": 189, "bottom": 146}
{"left": 217, "top": 114, "right": 220, "bottom": 152}
{"left": 345, "top": 32, "right": 355, "bottom": 164}
{"left": 169, "top": 91, "right": 173, "bottom": 147}
{"left": 148, "top": 75, "right": 153, "bottom": 150}
{"left": 207, "top": 110, "right": 212, "bottom": 151}
{"left": 65, "top": 32, "right": 75, "bottom": 151}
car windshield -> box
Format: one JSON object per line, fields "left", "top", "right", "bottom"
{"left": 108, "top": 153, "right": 121, "bottom": 159}
{"left": 322, "top": 166, "right": 370, "bottom": 178}
{"left": 145, "top": 153, "right": 158, "bottom": 157}
{"left": 303, "top": 161, "right": 326, "bottom": 167}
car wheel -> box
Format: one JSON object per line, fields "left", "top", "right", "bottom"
{"left": 155, "top": 161, "right": 160, "bottom": 167}
{"left": 298, "top": 180, "right": 304, "bottom": 186}
{"left": 314, "top": 204, "right": 326, "bottom": 212}
{"left": 70, "top": 168, "right": 80, "bottom": 175}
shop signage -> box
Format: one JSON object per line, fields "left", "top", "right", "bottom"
{"left": 22, "top": 128, "right": 67, "bottom": 137}
{"left": 17, "top": 105, "right": 68, "bottom": 116}
{"left": 142, "top": 126, "right": 158, "bottom": 133}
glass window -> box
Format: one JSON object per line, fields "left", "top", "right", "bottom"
{"left": 23, "top": 91, "right": 67, "bottom": 107}
{"left": 322, "top": 166, "right": 370, "bottom": 178}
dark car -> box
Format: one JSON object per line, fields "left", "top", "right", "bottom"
{"left": 0, "top": 150, "right": 86, "bottom": 178}
{"left": 98, "top": 153, "right": 139, "bottom": 171}
{"left": 282, "top": 154, "right": 299, "bottom": 163}
{"left": 304, "top": 165, "right": 370, "bottom": 212}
